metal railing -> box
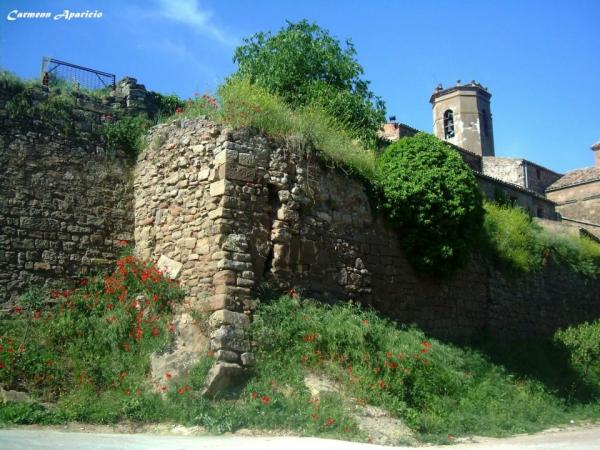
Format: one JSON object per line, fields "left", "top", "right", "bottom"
{"left": 40, "top": 57, "right": 116, "bottom": 90}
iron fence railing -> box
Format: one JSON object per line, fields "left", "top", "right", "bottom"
{"left": 40, "top": 57, "right": 116, "bottom": 90}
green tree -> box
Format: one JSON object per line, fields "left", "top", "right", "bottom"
{"left": 232, "top": 20, "right": 385, "bottom": 145}
{"left": 376, "top": 133, "right": 484, "bottom": 274}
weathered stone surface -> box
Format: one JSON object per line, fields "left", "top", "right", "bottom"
{"left": 215, "top": 349, "right": 239, "bottom": 363}
{"left": 0, "top": 79, "right": 152, "bottom": 304}
{"left": 304, "top": 373, "right": 340, "bottom": 399}
{"left": 202, "top": 362, "right": 245, "bottom": 398}
{"left": 221, "top": 234, "right": 248, "bottom": 252}
{"left": 157, "top": 255, "right": 183, "bottom": 279}
{"left": 208, "top": 309, "right": 250, "bottom": 329}
{"left": 213, "top": 270, "right": 236, "bottom": 285}
{"left": 197, "top": 294, "right": 235, "bottom": 312}
{"left": 210, "top": 325, "right": 250, "bottom": 353}
{"left": 352, "top": 403, "right": 417, "bottom": 446}
{"left": 0, "top": 387, "right": 31, "bottom": 403}
{"left": 240, "top": 352, "right": 255, "bottom": 367}
{"left": 149, "top": 313, "right": 209, "bottom": 390}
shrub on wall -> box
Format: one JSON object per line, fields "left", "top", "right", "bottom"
{"left": 375, "top": 133, "right": 484, "bottom": 274}
{"left": 148, "top": 91, "right": 185, "bottom": 120}
{"left": 101, "top": 115, "right": 152, "bottom": 158}
{"left": 232, "top": 20, "right": 386, "bottom": 146}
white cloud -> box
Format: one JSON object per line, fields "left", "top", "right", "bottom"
{"left": 156, "top": 0, "right": 237, "bottom": 46}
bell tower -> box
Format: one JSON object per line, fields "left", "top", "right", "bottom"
{"left": 430, "top": 80, "right": 495, "bottom": 157}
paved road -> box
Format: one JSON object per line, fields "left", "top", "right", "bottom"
{"left": 1, "top": 426, "right": 600, "bottom": 449}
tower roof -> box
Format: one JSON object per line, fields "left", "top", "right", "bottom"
{"left": 430, "top": 80, "right": 491, "bottom": 104}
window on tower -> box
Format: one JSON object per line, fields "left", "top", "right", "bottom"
{"left": 443, "top": 109, "right": 455, "bottom": 139}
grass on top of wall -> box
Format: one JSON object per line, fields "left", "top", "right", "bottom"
{"left": 174, "top": 76, "right": 378, "bottom": 180}
{"left": 482, "top": 202, "right": 600, "bottom": 277}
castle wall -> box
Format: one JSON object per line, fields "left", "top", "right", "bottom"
{"left": 0, "top": 79, "right": 152, "bottom": 306}
{"left": 135, "top": 118, "right": 600, "bottom": 340}
{"left": 547, "top": 182, "right": 600, "bottom": 238}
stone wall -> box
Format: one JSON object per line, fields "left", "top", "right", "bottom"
{"left": 476, "top": 173, "right": 557, "bottom": 219}
{"left": 547, "top": 181, "right": 600, "bottom": 238}
{"left": 482, "top": 157, "right": 562, "bottom": 195}
{"left": 135, "top": 118, "right": 600, "bottom": 344}
{"left": 0, "top": 78, "right": 140, "bottom": 306}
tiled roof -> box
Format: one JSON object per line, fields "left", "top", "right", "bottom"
{"left": 547, "top": 166, "right": 600, "bottom": 191}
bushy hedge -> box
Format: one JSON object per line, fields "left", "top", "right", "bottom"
{"left": 375, "top": 133, "right": 484, "bottom": 274}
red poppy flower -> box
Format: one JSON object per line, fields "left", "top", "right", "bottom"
{"left": 165, "top": 372, "right": 172, "bottom": 380}
{"left": 311, "top": 413, "right": 317, "bottom": 421}
{"left": 177, "top": 386, "right": 187, "bottom": 395}
{"left": 151, "top": 326, "right": 159, "bottom": 337}
{"left": 123, "top": 342, "right": 130, "bottom": 352}
{"left": 325, "top": 418, "right": 335, "bottom": 427}
{"left": 251, "top": 391, "right": 259, "bottom": 400}
{"left": 0, "top": 361, "right": 4, "bottom": 369}
{"left": 261, "top": 395, "right": 270, "bottom": 405}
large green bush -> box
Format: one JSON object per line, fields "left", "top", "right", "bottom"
{"left": 232, "top": 20, "right": 385, "bottom": 145}
{"left": 554, "top": 320, "right": 600, "bottom": 382}
{"left": 375, "top": 133, "right": 484, "bottom": 274}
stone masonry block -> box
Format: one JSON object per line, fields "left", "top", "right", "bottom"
{"left": 210, "top": 180, "right": 232, "bottom": 197}
{"left": 202, "top": 362, "right": 245, "bottom": 398}
{"left": 214, "top": 149, "right": 238, "bottom": 166}
{"left": 217, "top": 162, "right": 256, "bottom": 183}
{"left": 208, "top": 309, "right": 250, "bottom": 329}
{"left": 197, "top": 294, "right": 235, "bottom": 312}
{"left": 213, "top": 270, "right": 236, "bottom": 285}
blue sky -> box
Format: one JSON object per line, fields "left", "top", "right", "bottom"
{"left": 1, "top": 0, "right": 598, "bottom": 173}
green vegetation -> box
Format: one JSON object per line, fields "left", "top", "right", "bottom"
{"left": 101, "top": 115, "right": 153, "bottom": 159}
{"left": 147, "top": 92, "right": 185, "bottom": 120}
{"left": 0, "top": 256, "right": 183, "bottom": 404}
{"left": 482, "top": 202, "right": 600, "bottom": 277}
{"left": 375, "top": 133, "right": 484, "bottom": 273}
{"left": 2, "top": 70, "right": 77, "bottom": 137}
{"left": 177, "top": 77, "right": 378, "bottom": 180}
{"left": 555, "top": 320, "right": 600, "bottom": 383}
{"left": 232, "top": 20, "right": 385, "bottom": 146}
{"left": 3, "top": 287, "right": 600, "bottom": 443}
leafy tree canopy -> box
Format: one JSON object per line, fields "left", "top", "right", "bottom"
{"left": 232, "top": 20, "right": 386, "bottom": 145}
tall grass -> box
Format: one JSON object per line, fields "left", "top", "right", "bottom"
{"left": 482, "top": 202, "right": 600, "bottom": 277}
{"left": 251, "top": 294, "right": 600, "bottom": 442}
{"left": 2, "top": 277, "right": 600, "bottom": 443}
